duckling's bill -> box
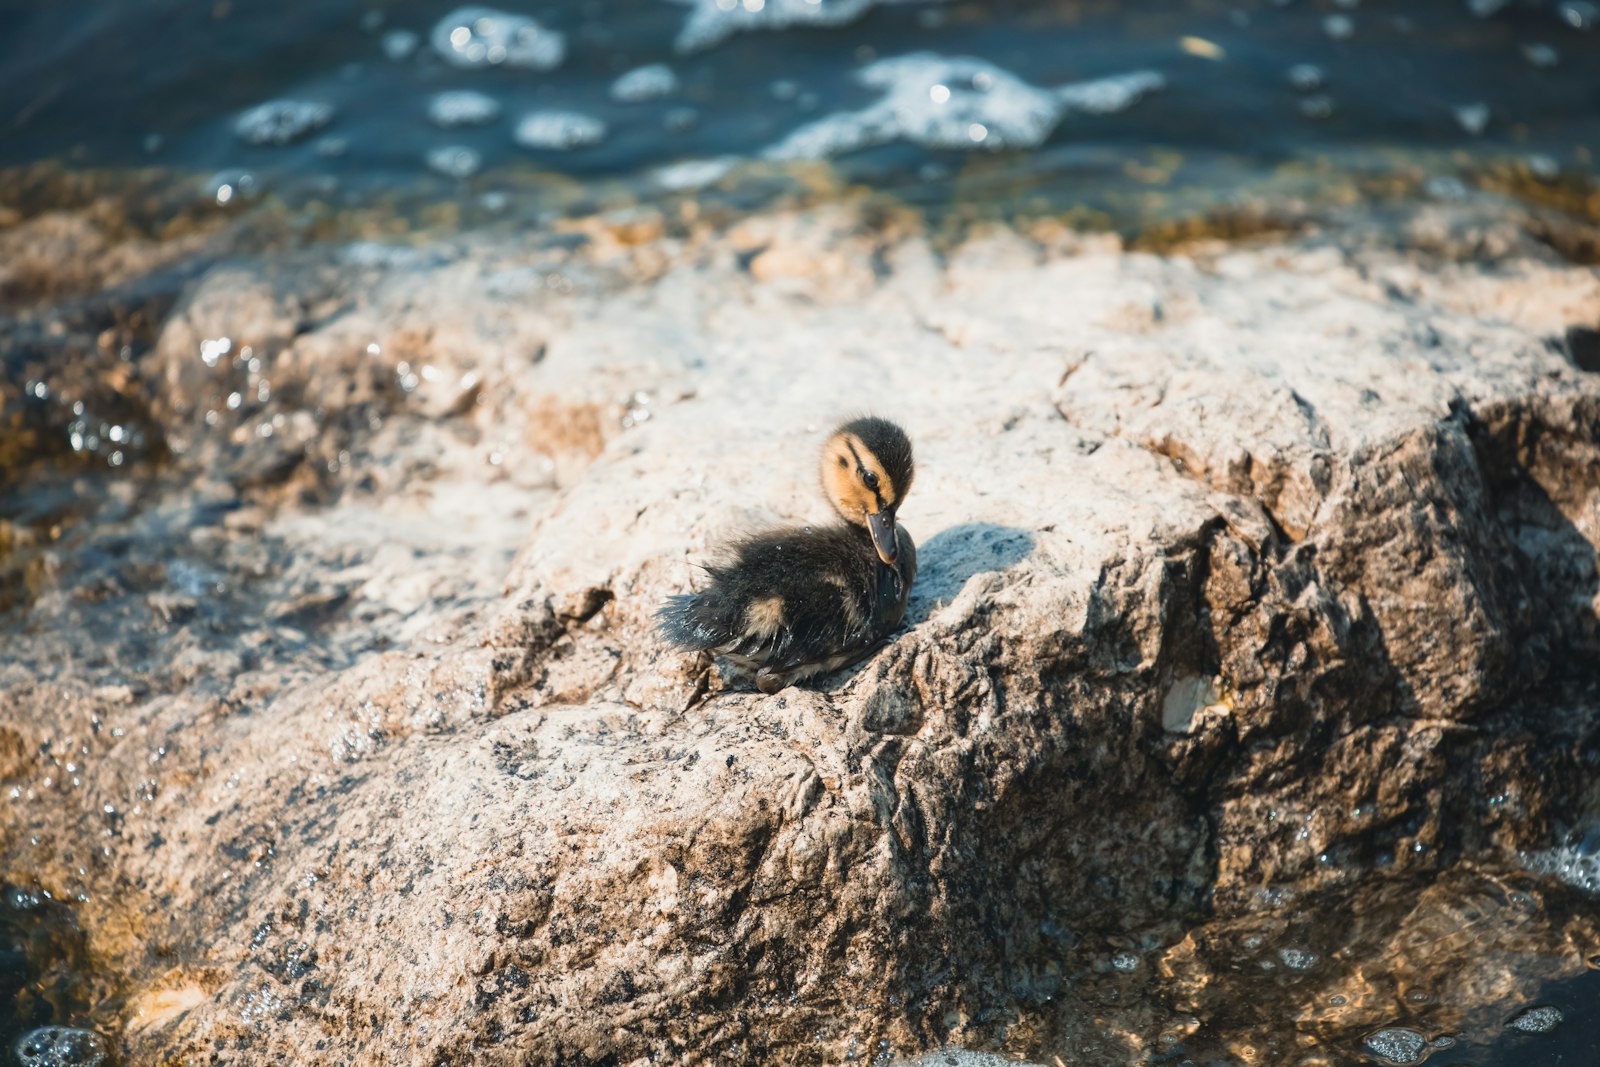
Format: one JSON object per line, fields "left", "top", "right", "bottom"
{"left": 867, "top": 508, "right": 898, "bottom": 566}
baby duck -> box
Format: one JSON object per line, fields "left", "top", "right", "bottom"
{"left": 658, "top": 417, "right": 917, "bottom": 694}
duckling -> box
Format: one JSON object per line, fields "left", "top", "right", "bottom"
{"left": 658, "top": 417, "right": 917, "bottom": 694}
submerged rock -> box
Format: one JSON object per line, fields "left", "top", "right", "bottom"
{"left": 1, "top": 202, "right": 1599, "bottom": 1065}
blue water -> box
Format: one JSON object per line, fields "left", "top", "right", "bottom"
{"left": 2, "top": 0, "right": 1597, "bottom": 217}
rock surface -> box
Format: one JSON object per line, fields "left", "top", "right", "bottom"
{"left": 1, "top": 201, "right": 1599, "bottom": 1065}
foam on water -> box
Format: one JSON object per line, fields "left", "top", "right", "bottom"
{"left": 1521, "top": 844, "right": 1600, "bottom": 893}
{"left": 14, "top": 1027, "right": 108, "bottom": 1067}
{"left": 514, "top": 111, "right": 608, "bottom": 151}
{"left": 1508, "top": 1004, "right": 1563, "bottom": 1033}
{"left": 1278, "top": 946, "right": 1320, "bottom": 971}
{"left": 430, "top": 6, "right": 565, "bottom": 70}
{"left": 672, "top": 0, "right": 881, "bottom": 53}
{"left": 1362, "top": 1027, "right": 1428, "bottom": 1065}
{"left": 427, "top": 90, "right": 501, "bottom": 128}
{"left": 425, "top": 146, "right": 483, "bottom": 178}
{"left": 233, "top": 100, "right": 334, "bottom": 146}
{"left": 895, "top": 1052, "right": 1045, "bottom": 1067}
{"left": 652, "top": 156, "right": 737, "bottom": 190}
{"left": 611, "top": 64, "right": 680, "bottom": 103}
{"left": 764, "top": 53, "right": 1163, "bottom": 160}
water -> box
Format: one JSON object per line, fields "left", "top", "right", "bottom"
{"left": 0, "top": 887, "right": 108, "bottom": 1066}
{"left": 2, "top": 0, "right": 1598, "bottom": 225}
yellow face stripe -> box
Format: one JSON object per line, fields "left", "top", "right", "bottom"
{"left": 841, "top": 433, "right": 896, "bottom": 510}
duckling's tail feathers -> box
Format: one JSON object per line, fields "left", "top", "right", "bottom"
{"left": 656, "top": 592, "right": 735, "bottom": 651}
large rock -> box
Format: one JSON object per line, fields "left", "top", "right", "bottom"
{"left": 1, "top": 204, "right": 1598, "bottom": 1064}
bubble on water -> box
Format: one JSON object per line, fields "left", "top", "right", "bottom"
{"left": 653, "top": 156, "right": 737, "bottom": 191}
{"left": 426, "top": 146, "right": 483, "bottom": 178}
{"left": 380, "top": 28, "right": 418, "bottom": 61}
{"left": 1110, "top": 951, "right": 1139, "bottom": 972}
{"left": 14, "top": 1026, "right": 108, "bottom": 1067}
{"left": 1278, "top": 946, "right": 1319, "bottom": 971}
{"left": 1324, "top": 14, "right": 1355, "bottom": 38}
{"left": 233, "top": 99, "right": 334, "bottom": 146}
{"left": 1507, "top": 1004, "right": 1563, "bottom": 1033}
{"left": 764, "top": 53, "right": 1162, "bottom": 160}
{"left": 431, "top": 6, "right": 565, "bottom": 70}
{"left": 1453, "top": 102, "right": 1489, "bottom": 135}
{"left": 1288, "top": 63, "right": 1324, "bottom": 91}
{"left": 1362, "top": 1027, "right": 1427, "bottom": 1065}
{"left": 611, "top": 63, "right": 680, "bottom": 103}
{"left": 428, "top": 89, "right": 501, "bottom": 127}
{"left": 514, "top": 111, "right": 607, "bottom": 150}
{"left": 1521, "top": 845, "right": 1600, "bottom": 893}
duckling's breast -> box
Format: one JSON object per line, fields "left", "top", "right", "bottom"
{"left": 872, "top": 524, "right": 917, "bottom": 634}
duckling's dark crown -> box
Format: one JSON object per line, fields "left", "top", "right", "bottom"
{"left": 834, "top": 416, "right": 914, "bottom": 495}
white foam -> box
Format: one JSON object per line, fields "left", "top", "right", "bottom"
{"left": 611, "top": 63, "right": 680, "bottom": 103}
{"left": 653, "top": 156, "right": 737, "bottom": 191}
{"left": 1363, "top": 1027, "right": 1427, "bottom": 1065}
{"left": 896, "top": 1052, "right": 1046, "bottom": 1067}
{"left": 233, "top": 100, "right": 334, "bottom": 146}
{"left": 425, "top": 146, "right": 483, "bottom": 178}
{"left": 764, "top": 53, "right": 1163, "bottom": 160}
{"left": 14, "top": 1027, "right": 109, "bottom": 1067}
{"left": 430, "top": 6, "right": 565, "bottom": 70}
{"left": 1522, "top": 844, "right": 1600, "bottom": 893}
{"left": 428, "top": 89, "right": 502, "bottom": 127}
{"left": 1508, "top": 1005, "right": 1563, "bottom": 1033}
{"left": 514, "top": 110, "right": 607, "bottom": 150}
{"left": 670, "top": 0, "right": 877, "bottom": 53}
{"left": 1454, "top": 102, "right": 1490, "bottom": 135}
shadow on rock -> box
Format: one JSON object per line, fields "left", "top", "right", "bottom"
{"left": 905, "top": 522, "right": 1035, "bottom": 627}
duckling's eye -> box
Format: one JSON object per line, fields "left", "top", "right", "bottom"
{"left": 862, "top": 470, "right": 879, "bottom": 491}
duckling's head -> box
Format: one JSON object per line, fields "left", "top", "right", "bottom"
{"left": 820, "top": 416, "right": 915, "bottom": 566}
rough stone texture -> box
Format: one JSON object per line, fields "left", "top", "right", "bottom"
{"left": 1, "top": 202, "right": 1598, "bottom": 1065}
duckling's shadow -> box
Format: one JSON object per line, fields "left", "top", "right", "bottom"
{"left": 903, "top": 523, "right": 1035, "bottom": 628}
